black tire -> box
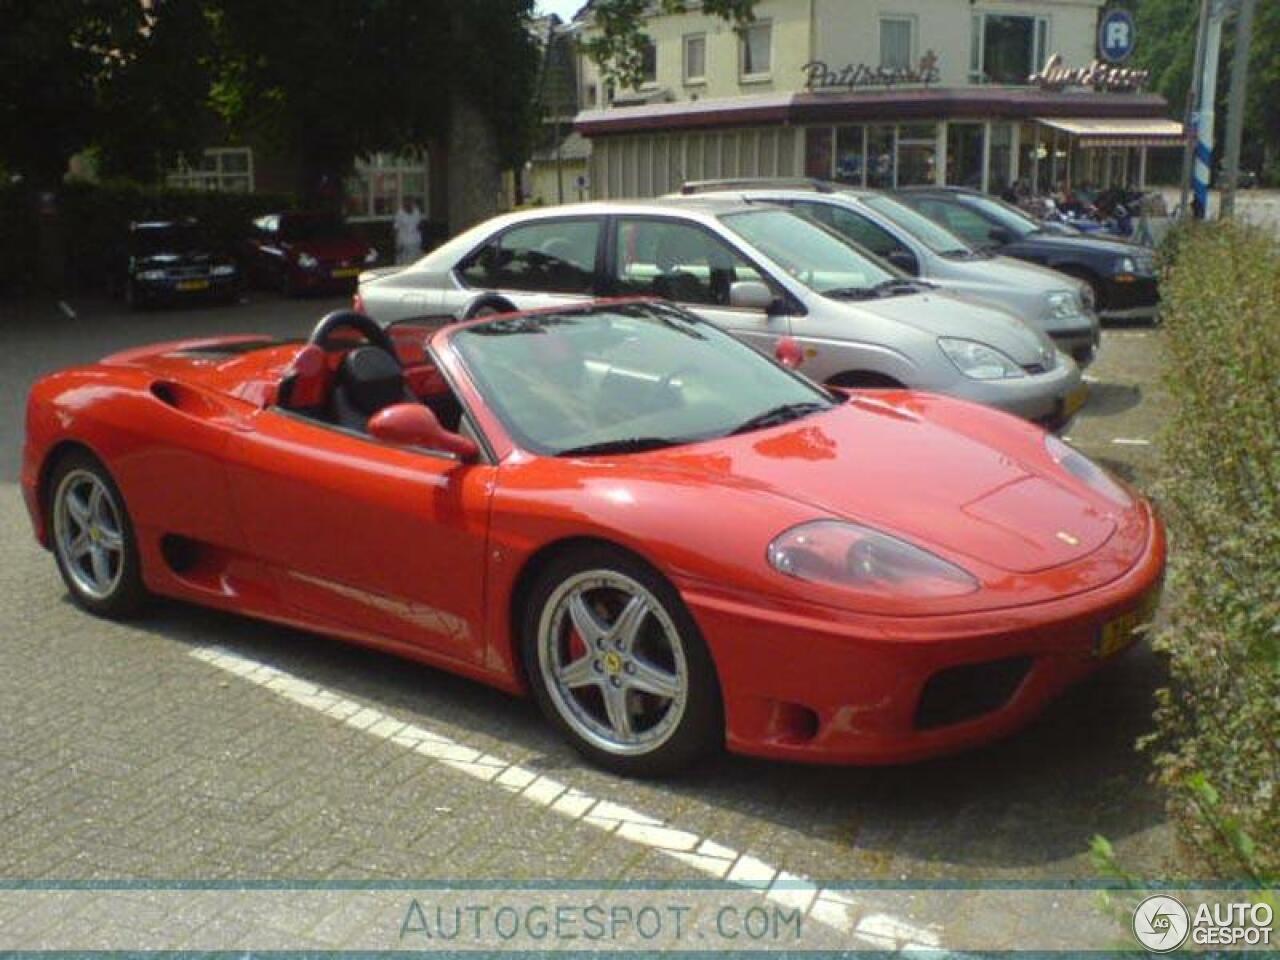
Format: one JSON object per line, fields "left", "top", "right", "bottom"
{"left": 521, "top": 545, "right": 723, "bottom": 777}
{"left": 47, "top": 450, "right": 147, "bottom": 619}
{"left": 462, "top": 294, "right": 518, "bottom": 320}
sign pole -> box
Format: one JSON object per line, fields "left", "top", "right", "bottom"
{"left": 1220, "top": 0, "right": 1256, "bottom": 218}
{"left": 1179, "top": 0, "right": 1211, "bottom": 219}
{"left": 1192, "top": 1, "right": 1228, "bottom": 219}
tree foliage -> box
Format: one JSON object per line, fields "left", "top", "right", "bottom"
{"left": 581, "top": 0, "right": 759, "bottom": 90}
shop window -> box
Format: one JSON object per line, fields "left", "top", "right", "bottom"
{"left": 879, "top": 17, "right": 914, "bottom": 71}
{"left": 344, "top": 151, "right": 428, "bottom": 219}
{"left": 804, "top": 126, "right": 833, "bottom": 180}
{"left": 459, "top": 220, "right": 600, "bottom": 294}
{"left": 613, "top": 219, "right": 765, "bottom": 307}
{"left": 970, "top": 13, "right": 1048, "bottom": 84}
{"left": 835, "top": 126, "right": 865, "bottom": 185}
{"left": 989, "top": 122, "right": 1015, "bottom": 193}
{"left": 867, "top": 125, "right": 896, "bottom": 188}
{"left": 740, "top": 21, "right": 772, "bottom": 79}
{"left": 166, "top": 148, "right": 254, "bottom": 193}
{"left": 946, "top": 122, "right": 986, "bottom": 189}
{"left": 683, "top": 34, "right": 706, "bottom": 83}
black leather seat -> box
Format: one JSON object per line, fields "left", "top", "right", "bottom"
{"left": 329, "top": 345, "right": 412, "bottom": 431}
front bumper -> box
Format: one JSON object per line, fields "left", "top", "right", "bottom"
{"left": 950, "top": 355, "right": 1086, "bottom": 431}
{"left": 1099, "top": 275, "right": 1159, "bottom": 322}
{"left": 680, "top": 502, "right": 1166, "bottom": 765}
{"left": 136, "top": 274, "right": 240, "bottom": 302}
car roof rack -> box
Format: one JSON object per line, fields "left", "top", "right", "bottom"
{"left": 680, "top": 178, "right": 838, "bottom": 195}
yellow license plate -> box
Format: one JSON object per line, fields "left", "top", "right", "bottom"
{"left": 1063, "top": 383, "right": 1089, "bottom": 419}
{"left": 177, "top": 279, "right": 209, "bottom": 291}
{"left": 1096, "top": 589, "right": 1160, "bottom": 658}
{"left": 331, "top": 267, "right": 359, "bottom": 278}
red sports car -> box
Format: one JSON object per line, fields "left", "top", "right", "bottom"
{"left": 22, "top": 300, "right": 1164, "bottom": 775}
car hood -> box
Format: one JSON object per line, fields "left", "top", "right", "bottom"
{"left": 959, "top": 255, "right": 1084, "bottom": 294}
{"left": 852, "top": 289, "right": 1056, "bottom": 366}
{"left": 614, "top": 397, "right": 1119, "bottom": 578}
{"left": 1014, "top": 231, "right": 1146, "bottom": 258}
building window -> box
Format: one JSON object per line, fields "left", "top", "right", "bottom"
{"left": 835, "top": 125, "right": 865, "bottom": 185}
{"left": 639, "top": 39, "right": 658, "bottom": 86}
{"left": 343, "top": 151, "right": 428, "bottom": 220}
{"left": 879, "top": 17, "right": 914, "bottom": 71}
{"left": 165, "top": 148, "right": 253, "bottom": 193}
{"left": 896, "top": 123, "right": 937, "bottom": 187}
{"left": 970, "top": 13, "right": 1048, "bottom": 84}
{"left": 739, "top": 21, "right": 771, "bottom": 79}
{"left": 683, "top": 33, "right": 707, "bottom": 83}
{"left": 971, "top": 13, "right": 1050, "bottom": 84}
{"left": 946, "top": 122, "right": 985, "bottom": 189}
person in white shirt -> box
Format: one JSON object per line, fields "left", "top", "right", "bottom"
{"left": 394, "top": 200, "right": 423, "bottom": 265}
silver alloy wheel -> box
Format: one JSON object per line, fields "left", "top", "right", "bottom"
{"left": 537, "top": 570, "right": 688, "bottom": 756}
{"left": 52, "top": 469, "right": 126, "bottom": 600}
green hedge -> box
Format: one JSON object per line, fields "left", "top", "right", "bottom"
{"left": 1146, "top": 219, "right": 1279, "bottom": 882}
{"left": 56, "top": 179, "right": 295, "bottom": 292}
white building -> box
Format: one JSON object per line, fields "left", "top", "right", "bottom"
{"left": 572, "top": 0, "right": 1182, "bottom": 198}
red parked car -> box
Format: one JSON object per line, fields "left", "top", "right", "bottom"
{"left": 22, "top": 300, "right": 1164, "bottom": 775}
{"left": 244, "top": 211, "right": 379, "bottom": 296}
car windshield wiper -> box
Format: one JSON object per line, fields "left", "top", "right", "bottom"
{"left": 729, "top": 401, "right": 829, "bottom": 436}
{"left": 557, "top": 436, "right": 684, "bottom": 457}
{"left": 822, "top": 286, "right": 880, "bottom": 300}
{"left": 868, "top": 279, "right": 926, "bottom": 298}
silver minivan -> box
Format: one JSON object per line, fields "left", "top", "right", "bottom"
{"left": 357, "top": 198, "right": 1087, "bottom": 428}
{"left": 680, "top": 179, "right": 1101, "bottom": 367}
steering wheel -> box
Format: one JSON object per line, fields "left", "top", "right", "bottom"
{"left": 308, "top": 310, "right": 400, "bottom": 364}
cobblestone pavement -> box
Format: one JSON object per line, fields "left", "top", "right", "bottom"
{"left": 0, "top": 293, "right": 1174, "bottom": 949}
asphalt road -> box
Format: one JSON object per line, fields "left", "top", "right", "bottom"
{"left": 0, "top": 292, "right": 1174, "bottom": 950}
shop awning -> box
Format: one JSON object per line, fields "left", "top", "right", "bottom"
{"left": 1036, "top": 116, "right": 1185, "bottom": 148}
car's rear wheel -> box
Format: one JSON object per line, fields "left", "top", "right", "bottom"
{"left": 49, "top": 452, "right": 146, "bottom": 619}
{"left": 522, "top": 546, "right": 722, "bottom": 776}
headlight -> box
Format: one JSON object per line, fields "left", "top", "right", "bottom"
{"left": 1045, "top": 435, "right": 1132, "bottom": 507}
{"left": 938, "top": 338, "right": 1025, "bottom": 380}
{"left": 211, "top": 264, "right": 237, "bottom": 277}
{"left": 1114, "top": 256, "right": 1137, "bottom": 276}
{"left": 138, "top": 269, "right": 166, "bottom": 281}
{"left": 364, "top": 248, "right": 379, "bottom": 264}
{"left": 1046, "top": 290, "right": 1082, "bottom": 320}
{"left": 767, "top": 520, "right": 979, "bottom": 599}
{"left": 297, "top": 253, "right": 319, "bottom": 269}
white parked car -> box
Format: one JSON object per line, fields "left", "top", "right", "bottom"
{"left": 357, "top": 198, "right": 1087, "bottom": 429}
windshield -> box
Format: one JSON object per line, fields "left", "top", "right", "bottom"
{"left": 860, "top": 195, "right": 973, "bottom": 257}
{"left": 451, "top": 302, "right": 834, "bottom": 457}
{"left": 957, "top": 194, "right": 1039, "bottom": 238}
{"left": 131, "top": 224, "right": 204, "bottom": 255}
{"left": 281, "top": 214, "right": 349, "bottom": 241}
{"left": 720, "top": 208, "right": 898, "bottom": 295}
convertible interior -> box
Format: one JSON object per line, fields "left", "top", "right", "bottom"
{"left": 275, "top": 311, "right": 466, "bottom": 437}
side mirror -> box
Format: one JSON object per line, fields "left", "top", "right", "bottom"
{"left": 886, "top": 249, "right": 919, "bottom": 275}
{"left": 774, "top": 336, "right": 804, "bottom": 369}
{"left": 367, "top": 403, "right": 479, "bottom": 462}
{"left": 729, "top": 280, "right": 775, "bottom": 312}
{"left": 988, "top": 227, "right": 1014, "bottom": 246}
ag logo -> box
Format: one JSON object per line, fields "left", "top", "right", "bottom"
{"left": 1099, "top": 8, "right": 1136, "bottom": 63}
{"left": 1133, "top": 894, "right": 1190, "bottom": 953}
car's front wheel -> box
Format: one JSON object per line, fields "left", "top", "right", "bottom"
{"left": 49, "top": 452, "right": 146, "bottom": 619}
{"left": 522, "top": 546, "right": 722, "bottom": 776}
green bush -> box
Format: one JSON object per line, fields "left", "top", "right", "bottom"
{"left": 56, "top": 179, "right": 295, "bottom": 292}
{"left": 1146, "top": 219, "right": 1279, "bottom": 882}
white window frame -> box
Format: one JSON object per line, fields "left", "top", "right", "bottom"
{"left": 878, "top": 15, "right": 916, "bottom": 71}
{"left": 738, "top": 20, "right": 773, "bottom": 82}
{"left": 165, "top": 147, "right": 254, "bottom": 193}
{"left": 683, "top": 32, "right": 707, "bottom": 85}
{"left": 344, "top": 151, "right": 429, "bottom": 222}
{"left": 969, "top": 11, "right": 1050, "bottom": 84}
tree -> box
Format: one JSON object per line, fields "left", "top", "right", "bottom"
{"left": 0, "top": 0, "right": 147, "bottom": 187}
{"left": 581, "top": 0, "right": 759, "bottom": 90}
{"left": 1132, "top": 0, "right": 1280, "bottom": 175}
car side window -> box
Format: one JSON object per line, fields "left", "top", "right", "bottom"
{"left": 459, "top": 220, "right": 600, "bottom": 294}
{"left": 612, "top": 219, "right": 768, "bottom": 307}
{"left": 796, "top": 203, "right": 902, "bottom": 259}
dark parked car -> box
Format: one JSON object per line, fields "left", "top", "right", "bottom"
{"left": 244, "top": 211, "right": 379, "bottom": 296}
{"left": 115, "top": 219, "right": 240, "bottom": 309}
{"left": 897, "top": 188, "right": 1160, "bottom": 323}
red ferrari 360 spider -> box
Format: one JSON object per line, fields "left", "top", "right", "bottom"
{"left": 22, "top": 301, "right": 1165, "bottom": 775}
